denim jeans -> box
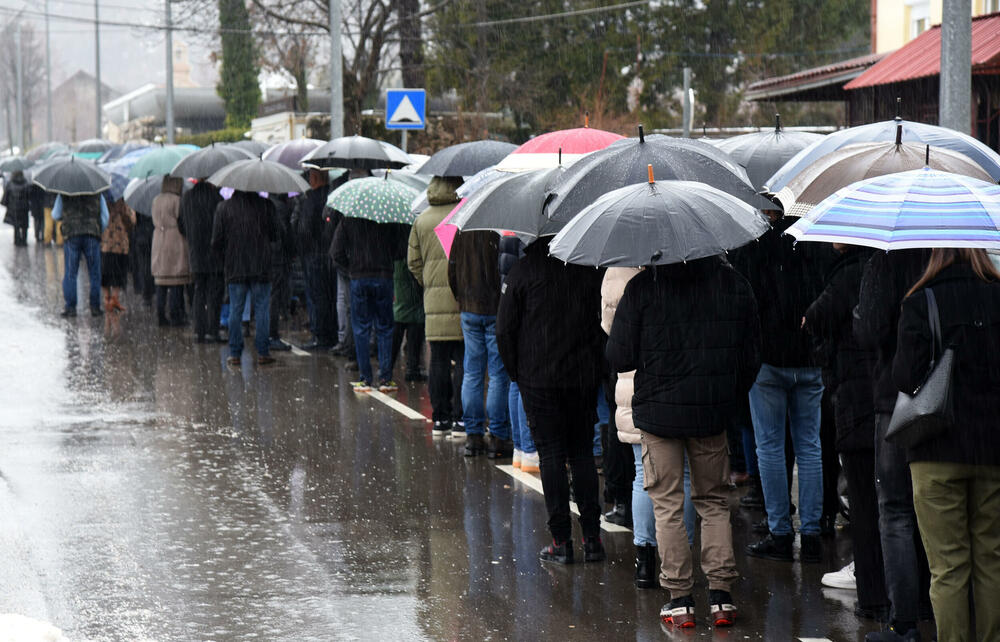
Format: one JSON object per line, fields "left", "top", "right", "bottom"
{"left": 508, "top": 382, "right": 535, "bottom": 454}
{"left": 875, "top": 412, "right": 931, "bottom": 625}
{"left": 748, "top": 363, "right": 824, "bottom": 536}
{"left": 631, "top": 443, "right": 657, "bottom": 547}
{"left": 594, "top": 389, "right": 609, "bottom": 457}
{"left": 62, "top": 235, "right": 101, "bottom": 310}
{"left": 337, "top": 273, "right": 351, "bottom": 345}
{"left": 350, "top": 278, "right": 394, "bottom": 385}
{"left": 460, "top": 312, "right": 510, "bottom": 439}
{"left": 228, "top": 281, "right": 271, "bottom": 358}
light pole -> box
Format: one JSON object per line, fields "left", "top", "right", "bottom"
{"left": 939, "top": 0, "right": 972, "bottom": 133}
{"left": 95, "top": 0, "right": 102, "bottom": 139}
{"left": 15, "top": 23, "right": 23, "bottom": 150}
{"left": 165, "top": 0, "right": 175, "bottom": 143}
{"left": 329, "top": 0, "right": 343, "bottom": 139}
{"left": 45, "top": 0, "right": 52, "bottom": 141}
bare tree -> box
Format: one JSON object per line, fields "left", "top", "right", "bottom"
{"left": 0, "top": 19, "right": 47, "bottom": 148}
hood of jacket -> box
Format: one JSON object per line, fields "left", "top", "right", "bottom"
{"left": 162, "top": 176, "right": 184, "bottom": 196}
{"left": 427, "top": 176, "right": 462, "bottom": 206}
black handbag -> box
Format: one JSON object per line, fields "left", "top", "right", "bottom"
{"left": 885, "top": 288, "right": 956, "bottom": 448}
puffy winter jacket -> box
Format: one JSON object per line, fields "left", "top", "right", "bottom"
{"left": 407, "top": 177, "right": 463, "bottom": 341}
{"left": 606, "top": 257, "right": 761, "bottom": 439}
{"left": 601, "top": 267, "right": 642, "bottom": 445}
{"left": 151, "top": 177, "right": 191, "bottom": 286}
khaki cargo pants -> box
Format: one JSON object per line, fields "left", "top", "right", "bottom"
{"left": 641, "top": 430, "right": 738, "bottom": 598}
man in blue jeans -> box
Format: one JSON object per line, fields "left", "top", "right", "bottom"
{"left": 448, "top": 230, "right": 511, "bottom": 458}
{"left": 331, "top": 213, "right": 408, "bottom": 392}
{"left": 53, "top": 193, "right": 109, "bottom": 317}
{"left": 732, "top": 213, "right": 830, "bottom": 564}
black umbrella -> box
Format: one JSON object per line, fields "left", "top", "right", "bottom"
{"left": 31, "top": 156, "right": 111, "bottom": 196}
{"left": 230, "top": 139, "right": 268, "bottom": 156}
{"left": 546, "top": 127, "right": 773, "bottom": 225}
{"left": 301, "top": 135, "right": 411, "bottom": 170}
{"left": 206, "top": 158, "right": 310, "bottom": 194}
{"left": 170, "top": 143, "right": 255, "bottom": 178}
{"left": 124, "top": 175, "right": 192, "bottom": 215}
{"left": 450, "top": 167, "right": 564, "bottom": 238}
{"left": 25, "top": 142, "right": 69, "bottom": 163}
{"left": 549, "top": 168, "right": 770, "bottom": 267}
{"left": 262, "top": 138, "right": 325, "bottom": 169}
{"left": 416, "top": 140, "right": 517, "bottom": 177}
{"left": 713, "top": 116, "right": 824, "bottom": 191}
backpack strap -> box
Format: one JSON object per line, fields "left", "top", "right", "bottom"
{"left": 925, "top": 288, "right": 942, "bottom": 366}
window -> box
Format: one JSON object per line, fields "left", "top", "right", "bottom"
{"left": 908, "top": 0, "right": 931, "bottom": 40}
{"left": 986, "top": 0, "right": 1000, "bottom": 14}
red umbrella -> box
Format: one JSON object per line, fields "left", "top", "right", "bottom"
{"left": 494, "top": 127, "right": 623, "bottom": 171}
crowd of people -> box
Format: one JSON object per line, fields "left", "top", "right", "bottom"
{"left": 4, "top": 145, "right": 1000, "bottom": 641}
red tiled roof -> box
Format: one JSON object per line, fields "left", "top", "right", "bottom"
{"left": 845, "top": 11, "right": 1000, "bottom": 90}
{"left": 745, "top": 53, "right": 884, "bottom": 100}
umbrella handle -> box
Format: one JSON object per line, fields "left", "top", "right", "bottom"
{"left": 585, "top": 111, "right": 590, "bottom": 128}
{"left": 647, "top": 164, "right": 654, "bottom": 184}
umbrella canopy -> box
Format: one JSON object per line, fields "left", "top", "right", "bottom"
{"left": 494, "top": 127, "right": 624, "bottom": 171}
{"left": 301, "top": 135, "right": 411, "bottom": 170}
{"left": 98, "top": 142, "right": 149, "bottom": 164}
{"left": 457, "top": 166, "right": 505, "bottom": 198}
{"left": 25, "top": 142, "right": 69, "bottom": 163}
{"left": 0, "top": 156, "right": 32, "bottom": 173}
{"left": 206, "top": 158, "right": 310, "bottom": 194}
{"left": 775, "top": 139, "right": 993, "bottom": 217}
{"left": 327, "top": 176, "right": 419, "bottom": 224}
{"left": 712, "top": 117, "right": 824, "bottom": 190}
{"left": 262, "top": 138, "right": 325, "bottom": 168}
{"left": 124, "top": 176, "right": 193, "bottom": 215}
{"left": 765, "top": 118, "right": 1000, "bottom": 193}
{"left": 31, "top": 157, "right": 111, "bottom": 196}
{"left": 170, "top": 143, "right": 255, "bottom": 178}
{"left": 230, "top": 139, "right": 268, "bottom": 156}
{"left": 787, "top": 167, "right": 1000, "bottom": 250}
{"left": 372, "top": 168, "right": 432, "bottom": 192}
{"left": 74, "top": 138, "right": 114, "bottom": 154}
{"left": 450, "top": 167, "right": 564, "bottom": 238}
{"left": 546, "top": 130, "right": 773, "bottom": 225}
{"left": 417, "top": 140, "right": 518, "bottom": 177}
{"left": 549, "top": 174, "right": 770, "bottom": 267}
{"left": 129, "top": 146, "right": 195, "bottom": 178}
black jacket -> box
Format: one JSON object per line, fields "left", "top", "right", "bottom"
{"left": 291, "top": 186, "right": 332, "bottom": 256}
{"left": 448, "top": 230, "right": 502, "bottom": 315}
{"left": 178, "top": 181, "right": 223, "bottom": 274}
{"left": 496, "top": 238, "right": 605, "bottom": 389}
{"left": 854, "top": 249, "right": 931, "bottom": 413}
{"left": 498, "top": 235, "right": 525, "bottom": 284}
{"left": 893, "top": 263, "right": 1000, "bottom": 466}
{"left": 329, "top": 217, "right": 408, "bottom": 280}
{"left": 731, "top": 217, "right": 831, "bottom": 367}
{"left": 211, "top": 191, "right": 277, "bottom": 283}
{"left": 270, "top": 194, "right": 296, "bottom": 269}
{"left": 606, "top": 257, "right": 761, "bottom": 439}
{"left": 804, "top": 247, "right": 876, "bottom": 452}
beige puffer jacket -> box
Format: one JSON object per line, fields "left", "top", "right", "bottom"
{"left": 601, "top": 267, "right": 642, "bottom": 444}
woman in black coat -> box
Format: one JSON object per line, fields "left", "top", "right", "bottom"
{"left": 892, "top": 247, "right": 1000, "bottom": 642}
{"left": 2, "top": 170, "right": 32, "bottom": 246}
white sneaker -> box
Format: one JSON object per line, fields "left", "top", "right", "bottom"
{"left": 512, "top": 449, "right": 523, "bottom": 469}
{"left": 520, "top": 451, "right": 540, "bottom": 474}
{"left": 822, "top": 561, "right": 856, "bottom": 590}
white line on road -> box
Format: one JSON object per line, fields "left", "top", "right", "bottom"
{"left": 282, "top": 341, "right": 309, "bottom": 356}
{"left": 496, "top": 464, "right": 632, "bottom": 534}
{"left": 367, "top": 391, "right": 430, "bottom": 421}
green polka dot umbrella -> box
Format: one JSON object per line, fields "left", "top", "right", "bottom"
{"left": 326, "top": 176, "right": 420, "bottom": 224}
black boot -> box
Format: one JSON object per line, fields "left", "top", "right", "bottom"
{"left": 583, "top": 536, "right": 606, "bottom": 562}
{"left": 604, "top": 501, "right": 632, "bottom": 527}
{"left": 739, "top": 476, "right": 765, "bottom": 510}
{"left": 745, "top": 532, "right": 793, "bottom": 561}
{"left": 486, "top": 434, "right": 514, "bottom": 459}
{"left": 539, "top": 540, "right": 574, "bottom": 564}
{"left": 635, "top": 543, "right": 658, "bottom": 589}
{"left": 800, "top": 533, "right": 822, "bottom": 563}
{"left": 464, "top": 433, "right": 486, "bottom": 457}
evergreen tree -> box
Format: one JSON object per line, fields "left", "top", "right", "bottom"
{"left": 217, "top": 0, "right": 261, "bottom": 128}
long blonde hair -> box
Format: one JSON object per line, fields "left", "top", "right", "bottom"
{"left": 906, "top": 248, "right": 1000, "bottom": 297}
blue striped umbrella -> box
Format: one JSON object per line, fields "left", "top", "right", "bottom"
{"left": 787, "top": 167, "right": 1000, "bottom": 250}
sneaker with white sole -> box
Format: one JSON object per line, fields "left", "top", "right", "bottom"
{"left": 822, "top": 561, "right": 857, "bottom": 590}
{"left": 350, "top": 381, "right": 372, "bottom": 393}
{"left": 432, "top": 421, "right": 451, "bottom": 437}
{"left": 378, "top": 380, "right": 398, "bottom": 393}
{"left": 660, "top": 596, "right": 696, "bottom": 628}
{"left": 521, "top": 451, "right": 540, "bottom": 473}
{"left": 512, "top": 449, "right": 523, "bottom": 469}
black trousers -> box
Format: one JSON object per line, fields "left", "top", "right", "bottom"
{"left": 821, "top": 391, "right": 841, "bottom": 520}
{"left": 192, "top": 272, "right": 224, "bottom": 339}
{"left": 156, "top": 285, "right": 186, "bottom": 324}
{"left": 428, "top": 340, "right": 463, "bottom": 423}
{"left": 520, "top": 384, "right": 602, "bottom": 542}
{"left": 269, "top": 263, "right": 291, "bottom": 339}
{"left": 133, "top": 241, "right": 154, "bottom": 303}
{"left": 841, "top": 448, "right": 889, "bottom": 611}
{"left": 391, "top": 321, "right": 425, "bottom": 374}
{"left": 12, "top": 225, "right": 28, "bottom": 246}
{"left": 302, "top": 253, "right": 336, "bottom": 345}
{"left": 601, "top": 373, "right": 634, "bottom": 505}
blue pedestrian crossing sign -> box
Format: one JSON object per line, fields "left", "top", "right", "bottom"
{"left": 386, "top": 89, "right": 426, "bottom": 130}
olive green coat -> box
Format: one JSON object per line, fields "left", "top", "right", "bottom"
{"left": 408, "top": 177, "right": 463, "bottom": 341}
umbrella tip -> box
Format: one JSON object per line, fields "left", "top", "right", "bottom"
{"left": 775, "top": 113, "right": 781, "bottom": 131}
{"left": 558, "top": 147, "right": 562, "bottom": 166}
{"left": 647, "top": 164, "right": 654, "bottom": 184}
{"left": 896, "top": 96, "right": 902, "bottom": 119}
{"left": 895, "top": 122, "right": 903, "bottom": 146}
{"left": 925, "top": 144, "right": 930, "bottom": 166}
{"left": 638, "top": 124, "right": 645, "bottom": 143}
{"left": 584, "top": 111, "right": 590, "bottom": 128}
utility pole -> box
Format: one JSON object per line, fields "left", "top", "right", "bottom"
{"left": 95, "top": 0, "right": 102, "bottom": 139}
{"left": 15, "top": 23, "right": 23, "bottom": 151}
{"left": 682, "top": 67, "right": 692, "bottom": 138}
{"left": 939, "top": 0, "right": 972, "bottom": 134}
{"left": 165, "top": 0, "right": 175, "bottom": 144}
{"left": 329, "top": 0, "right": 343, "bottom": 139}
{"left": 45, "top": 0, "right": 53, "bottom": 141}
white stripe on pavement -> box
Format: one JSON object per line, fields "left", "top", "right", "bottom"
{"left": 496, "top": 464, "right": 632, "bottom": 534}
{"left": 367, "top": 390, "right": 430, "bottom": 421}
{"left": 286, "top": 342, "right": 309, "bottom": 356}
{"left": 799, "top": 638, "right": 834, "bottom": 641}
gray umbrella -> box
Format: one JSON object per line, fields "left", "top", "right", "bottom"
{"left": 372, "top": 168, "right": 432, "bottom": 192}
{"left": 546, "top": 127, "right": 773, "bottom": 225}
{"left": 301, "top": 135, "right": 411, "bottom": 170}
{"left": 206, "top": 158, "right": 310, "bottom": 194}
{"left": 548, "top": 176, "right": 770, "bottom": 267}
{"left": 230, "top": 139, "right": 268, "bottom": 156}
{"left": 262, "top": 138, "right": 325, "bottom": 168}
{"left": 712, "top": 116, "right": 824, "bottom": 190}
{"left": 124, "top": 176, "right": 192, "bottom": 216}
{"left": 170, "top": 143, "right": 255, "bottom": 178}
{"left": 31, "top": 156, "right": 111, "bottom": 196}
{"left": 416, "top": 140, "right": 517, "bottom": 177}
{"left": 450, "top": 167, "right": 564, "bottom": 238}
{"left": 0, "top": 156, "right": 32, "bottom": 173}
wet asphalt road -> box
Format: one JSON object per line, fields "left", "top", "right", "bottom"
{"left": 0, "top": 234, "right": 927, "bottom": 642}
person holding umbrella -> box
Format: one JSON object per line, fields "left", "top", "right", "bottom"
{"left": 178, "top": 178, "right": 225, "bottom": 343}
{"left": 292, "top": 168, "right": 338, "bottom": 351}
{"left": 151, "top": 176, "right": 191, "bottom": 327}
{"left": 2, "top": 170, "right": 32, "bottom": 246}
{"left": 100, "top": 194, "right": 136, "bottom": 314}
